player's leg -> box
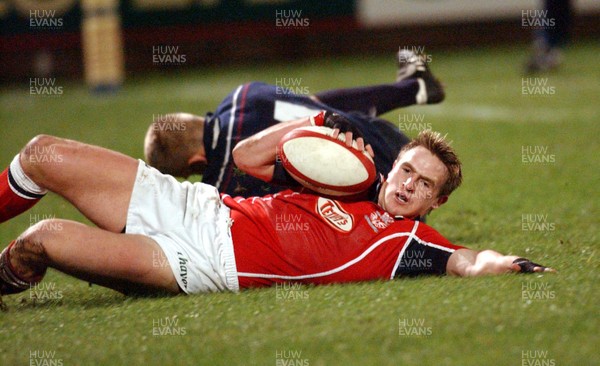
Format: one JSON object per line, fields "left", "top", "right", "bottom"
{"left": 545, "top": 0, "right": 572, "bottom": 50}
{"left": 0, "top": 154, "right": 47, "bottom": 225}
{"left": 312, "top": 50, "right": 444, "bottom": 116}
{"left": 313, "top": 79, "right": 421, "bottom": 117}
{"left": 525, "top": 0, "right": 572, "bottom": 73}
{"left": 1, "top": 219, "right": 179, "bottom": 297}
{"left": 0, "top": 135, "right": 138, "bottom": 232}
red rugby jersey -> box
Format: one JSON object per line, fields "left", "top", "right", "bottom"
{"left": 222, "top": 190, "right": 464, "bottom": 289}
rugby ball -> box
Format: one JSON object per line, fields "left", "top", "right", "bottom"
{"left": 277, "top": 126, "right": 377, "bottom": 196}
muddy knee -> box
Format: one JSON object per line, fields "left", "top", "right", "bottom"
{"left": 11, "top": 219, "right": 62, "bottom": 280}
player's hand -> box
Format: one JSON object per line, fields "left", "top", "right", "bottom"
{"left": 314, "top": 111, "right": 375, "bottom": 158}
{"left": 322, "top": 111, "right": 362, "bottom": 136}
{"left": 510, "top": 257, "right": 556, "bottom": 273}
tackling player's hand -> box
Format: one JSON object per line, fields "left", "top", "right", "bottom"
{"left": 511, "top": 257, "right": 556, "bottom": 273}
{"left": 312, "top": 111, "right": 375, "bottom": 158}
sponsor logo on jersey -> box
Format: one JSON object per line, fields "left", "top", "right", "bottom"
{"left": 316, "top": 197, "right": 353, "bottom": 232}
{"left": 369, "top": 211, "right": 395, "bottom": 229}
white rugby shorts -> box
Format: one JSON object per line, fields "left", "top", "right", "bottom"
{"left": 125, "top": 160, "right": 239, "bottom": 293}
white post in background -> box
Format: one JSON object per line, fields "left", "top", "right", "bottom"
{"left": 81, "top": 0, "right": 124, "bottom": 93}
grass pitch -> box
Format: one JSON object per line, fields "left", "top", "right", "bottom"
{"left": 1, "top": 42, "right": 598, "bottom": 366}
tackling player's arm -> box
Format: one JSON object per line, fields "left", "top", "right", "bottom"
{"left": 233, "top": 116, "right": 313, "bottom": 182}
{"left": 446, "top": 248, "right": 555, "bottom": 276}
{"left": 233, "top": 111, "right": 373, "bottom": 183}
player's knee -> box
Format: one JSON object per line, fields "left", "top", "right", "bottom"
{"left": 13, "top": 219, "right": 63, "bottom": 266}
{"left": 20, "top": 134, "right": 64, "bottom": 177}
{"left": 22, "top": 134, "right": 59, "bottom": 156}
{"left": 9, "top": 221, "right": 66, "bottom": 281}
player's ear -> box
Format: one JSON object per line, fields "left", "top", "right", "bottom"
{"left": 431, "top": 195, "right": 448, "bottom": 210}
{"left": 188, "top": 151, "right": 207, "bottom": 166}
{"left": 187, "top": 153, "right": 208, "bottom": 176}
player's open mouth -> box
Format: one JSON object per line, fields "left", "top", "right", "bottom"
{"left": 395, "top": 192, "right": 409, "bottom": 204}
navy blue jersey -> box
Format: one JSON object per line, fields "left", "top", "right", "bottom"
{"left": 202, "top": 82, "right": 409, "bottom": 197}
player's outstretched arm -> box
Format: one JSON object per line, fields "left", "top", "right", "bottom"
{"left": 446, "top": 248, "right": 555, "bottom": 277}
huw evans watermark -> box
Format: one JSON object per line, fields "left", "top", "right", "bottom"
{"left": 152, "top": 316, "right": 187, "bottom": 336}
{"left": 30, "top": 10, "right": 63, "bottom": 30}
{"left": 30, "top": 78, "right": 63, "bottom": 96}
{"left": 521, "top": 214, "right": 555, "bottom": 232}
{"left": 521, "top": 10, "right": 556, "bottom": 30}
{"left": 275, "top": 214, "right": 309, "bottom": 232}
{"left": 398, "top": 45, "right": 433, "bottom": 63}
{"left": 29, "top": 214, "right": 63, "bottom": 231}
{"left": 25, "top": 145, "right": 64, "bottom": 164}
{"left": 521, "top": 349, "right": 556, "bottom": 366}
{"left": 398, "top": 318, "right": 432, "bottom": 336}
{"left": 275, "top": 282, "right": 309, "bottom": 301}
{"left": 153, "top": 45, "right": 187, "bottom": 66}
{"left": 152, "top": 249, "right": 170, "bottom": 269}
{"left": 398, "top": 250, "right": 433, "bottom": 271}
{"left": 522, "top": 78, "right": 555, "bottom": 96}
{"left": 522, "top": 282, "right": 556, "bottom": 301}
{"left": 521, "top": 146, "right": 555, "bottom": 164}
{"left": 275, "top": 149, "right": 310, "bottom": 168}
{"left": 398, "top": 113, "right": 432, "bottom": 132}
{"left": 29, "top": 350, "right": 63, "bottom": 366}
{"left": 152, "top": 114, "right": 188, "bottom": 132}
{"left": 30, "top": 282, "right": 63, "bottom": 301}
{"left": 275, "top": 9, "right": 310, "bottom": 29}
{"left": 275, "top": 77, "right": 310, "bottom": 95}
{"left": 275, "top": 349, "right": 309, "bottom": 366}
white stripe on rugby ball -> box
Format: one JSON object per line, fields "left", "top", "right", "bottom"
{"left": 278, "top": 126, "right": 376, "bottom": 196}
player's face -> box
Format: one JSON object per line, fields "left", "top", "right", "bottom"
{"left": 378, "top": 146, "right": 448, "bottom": 219}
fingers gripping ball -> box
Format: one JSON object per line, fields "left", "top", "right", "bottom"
{"left": 277, "top": 126, "right": 377, "bottom": 196}
{"left": 311, "top": 111, "right": 366, "bottom": 140}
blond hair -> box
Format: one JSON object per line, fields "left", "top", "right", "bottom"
{"left": 399, "top": 130, "right": 462, "bottom": 197}
{"left": 144, "top": 113, "right": 204, "bottom": 177}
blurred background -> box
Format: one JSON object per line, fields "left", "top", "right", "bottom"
{"left": 1, "top": 0, "right": 599, "bottom": 86}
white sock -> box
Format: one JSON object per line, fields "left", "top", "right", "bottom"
{"left": 8, "top": 154, "right": 47, "bottom": 199}
{"left": 415, "top": 78, "right": 427, "bottom": 105}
